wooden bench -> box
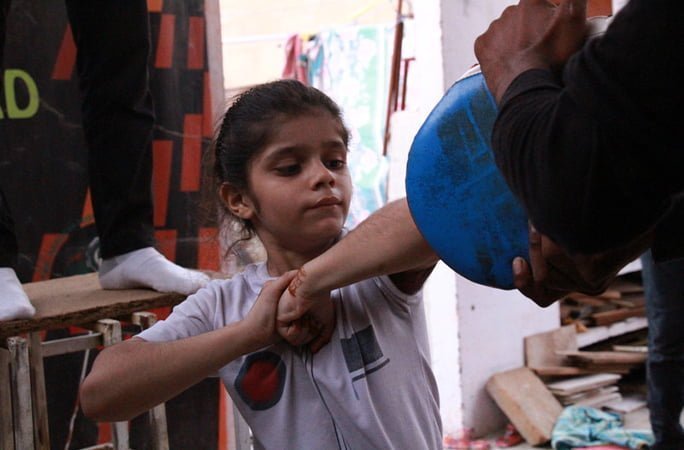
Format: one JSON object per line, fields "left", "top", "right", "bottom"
{"left": 0, "top": 273, "right": 186, "bottom": 450}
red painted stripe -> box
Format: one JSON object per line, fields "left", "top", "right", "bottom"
{"left": 154, "top": 14, "right": 175, "bottom": 69}
{"left": 97, "top": 423, "right": 111, "bottom": 445}
{"left": 187, "top": 16, "right": 205, "bottom": 70}
{"left": 197, "top": 227, "right": 220, "bottom": 271}
{"left": 154, "top": 229, "right": 177, "bottom": 261}
{"left": 51, "top": 25, "right": 76, "bottom": 80}
{"left": 180, "top": 114, "right": 202, "bottom": 192}
{"left": 152, "top": 140, "right": 173, "bottom": 227}
{"left": 147, "top": 0, "right": 163, "bottom": 12}
{"left": 33, "top": 233, "right": 69, "bottom": 281}
{"left": 81, "top": 188, "right": 95, "bottom": 228}
{"left": 203, "top": 71, "right": 214, "bottom": 138}
{"left": 149, "top": 306, "right": 172, "bottom": 321}
{"left": 218, "top": 385, "right": 229, "bottom": 450}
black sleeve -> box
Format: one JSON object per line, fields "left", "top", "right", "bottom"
{"left": 491, "top": 0, "right": 684, "bottom": 258}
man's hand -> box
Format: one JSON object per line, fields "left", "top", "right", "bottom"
{"left": 474, "top": 0, "right": 588, "bottom": 102}
{"left": 276, "top": 268, "right": 335, "bottom": 353}
{"left": 513, "top": 225, "right": 653, "bottom": 307}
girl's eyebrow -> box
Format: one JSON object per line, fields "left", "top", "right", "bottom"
{"left": 263, "top": 139, "right": 346, "bottom": 164}
{"left": 261, "top": 146, "right": 299, "bottom": 164}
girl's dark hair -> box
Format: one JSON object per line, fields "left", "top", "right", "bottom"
{"left": 210, "top": 79, "right": 349, "bottom": 247}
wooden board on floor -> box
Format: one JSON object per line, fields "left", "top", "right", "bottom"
{"left": 486, "top": 367, "right": 562, "bottom": 445}
{"left": 0, "top": 273, "right": 187, "bottom": 338}
{"left": 525, "top": 325, "right": 578, "bottom": 368}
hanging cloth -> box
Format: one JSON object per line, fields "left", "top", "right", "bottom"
{"left": 281, "top": 34, "right": 308, "bottom": 83}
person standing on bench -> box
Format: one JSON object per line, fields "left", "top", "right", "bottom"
{"left": 0, "top": 0, "right": 210, "bottom": 321}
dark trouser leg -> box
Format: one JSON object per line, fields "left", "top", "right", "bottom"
{"left": 0, "top": 189, "right": 18, "bottom": 269}
{"left": 65, "top": 0, "right": 155, "bottom": 259}
{"left": 0, "top": 0, "right": 18, "bottom": 269}
{"left": 641, "top": 250, "right": 684, "bottom": 449}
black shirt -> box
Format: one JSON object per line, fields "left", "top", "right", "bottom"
{"left": 491, "top": 0, "right": 684, "bottom": 260}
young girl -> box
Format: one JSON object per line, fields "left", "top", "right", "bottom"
{"left": 80, "top": 79, "right": 442, "bottom": 449}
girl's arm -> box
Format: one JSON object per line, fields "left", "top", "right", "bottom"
{"left": 80, "top": 273, "right": 295, "bottom": 421}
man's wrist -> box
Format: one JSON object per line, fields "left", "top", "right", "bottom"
{"left": 291, "top": 261, "right": 330, "bottom": 300}
{"left": 483, "top": 54, "right": 552, "bottom": 103}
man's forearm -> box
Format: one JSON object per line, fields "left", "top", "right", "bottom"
{"left": 300, "top": 198, "right": 438, "bottom": 294}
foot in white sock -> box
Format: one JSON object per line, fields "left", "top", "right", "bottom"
{"left": 98, "top": 247, "right": 210, "bottom": 295}
{"left": 0, "top": 267, "right": 36, "bottom": 321}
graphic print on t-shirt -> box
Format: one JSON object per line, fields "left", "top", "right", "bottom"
{"left": 234, "top": 351, "right": 286, "bottom": 410}
{"left": 340, "top": 325, "right": 389, "bottom": 381}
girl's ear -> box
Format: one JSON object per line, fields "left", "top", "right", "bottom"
{"left": 220, "top": 183, "right": 255, "bottom": 220}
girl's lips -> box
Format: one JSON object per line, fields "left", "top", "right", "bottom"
{"left": 313, "top": 196, "right": 341, "bottom": 208}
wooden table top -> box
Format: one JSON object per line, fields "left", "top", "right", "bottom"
{"left": 0, "top": 273, "right": 187, "bottom": 339}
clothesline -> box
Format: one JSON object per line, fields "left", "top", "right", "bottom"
{"left": 221, "top": 0, "right": 403, "bottom": 46}
{"left": 221, "top": 21, "right": 395, "bottom": 46}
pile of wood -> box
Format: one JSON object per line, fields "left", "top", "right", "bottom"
{"left": 485, "top": 278, "right": 650, "bottom": 445}
{"left": 546, "top": 373, "right": 622, "bottom": 407}
{"left": 524, "top": 325, "right": 644, "bottom": 376}
{"left": 523, "top": 324, "right": 647, "bottom": 409}
{"left": 560, "top": 278, "right": 645, "bottom": 328}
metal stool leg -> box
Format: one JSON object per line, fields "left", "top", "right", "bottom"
{"left": 1, "top": 344, "right": 16, "bottom": 450}
{"left": 8, "top": 336, "right": 35, "bottom": 450}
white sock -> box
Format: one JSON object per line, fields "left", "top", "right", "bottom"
{"left": 0, "top": 267, "right": 36, "bottom": 321}
{"left": 98, "top": 247, "right": 210, "bottom": 295}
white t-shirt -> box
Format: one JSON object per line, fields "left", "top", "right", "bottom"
{"left": 138, "top": 262, "right": 442, "bottom": 450}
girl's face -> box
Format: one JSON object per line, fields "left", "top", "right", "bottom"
{"left": 227, "top": 111, "right": 352, "bottom": 256}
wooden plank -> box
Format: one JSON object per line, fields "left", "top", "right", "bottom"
{"left": 530, "top": 366, "right": 601, "bottom": 377}
{"left": 41, "top": 333, "right": 103, "bottom": 357}
{"left": 524, "top": 325, "right": 578, "bottom": 368}
{"left": 556, "top": 350, "right": 647, "bottom": 365}
{"left": 612, "top": 344, "right": 648, "bottom": 353}
{"left": 575, "top": 392, "right": 622, "bottom": 408}
{"left": 591, "top": 306, "right": 646, "bottom": 326}
{"left": 0, "top": 346, "right": 15, "bottom": 450}
{"left": 555, "top": 385, "right": 618, "bottom": 403}
{"left": 0, "top": 273, "right": 186, "bottom": 339}
{"left": 566, "top": 294, "right": 607, "bottom": 307}
{"left": 608, "top": 296, "right": 645, "bottom": 308}
{"left": 610, "top": 278, "right": 644, "bottom": 295}
{"left": 486, "top": 367, "right": 562, "bottom": 445}
{"left": 577, "top": 317, "right": 648, "bottom": 348}
{"left": 8, "top": 336, "right": 35, "bottom": 449}
{"left": 603, "top": 395, "right": 648, "bottom": 414}
{"left": 546, "top": 373, "right": 621, "bottom": 396}
{"left": 29, "top": 332, "right": 50, "bottom": 450}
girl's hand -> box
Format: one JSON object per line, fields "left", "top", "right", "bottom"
{"left": 243, "top": 271, "right": 297, "bottom": 349}
{"left": 276, "top": 268, "right": 336, "bottom": 353}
